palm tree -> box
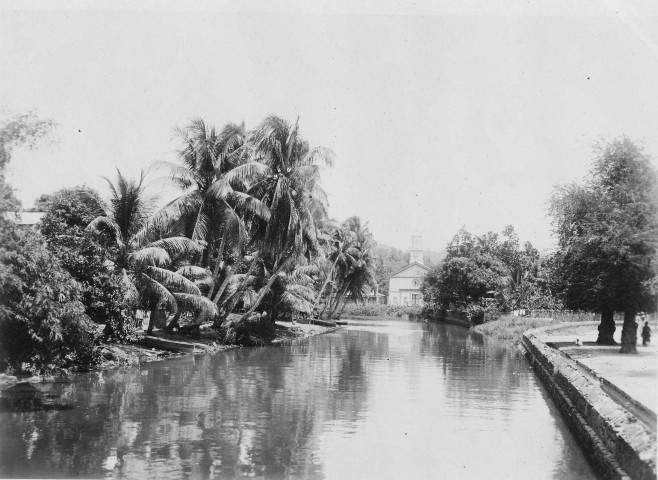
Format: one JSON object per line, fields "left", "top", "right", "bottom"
{"left": 245, "top": 262, "right": 319, "bottom": 322}
{"left": 314, "top": 221, "right": 359, "bottom": 317}
{"left": 225, "top": 115, "right": 333, "bottom": 321}
{"left": 151, "top": 119, "right": 268, "bottom": 296}
{"left": 87, "top": 169, "right": 216, "bottom": 333}
{"left": 326, "top": 217, "right": 376, "bottom": 317}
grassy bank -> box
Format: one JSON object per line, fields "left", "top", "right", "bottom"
{"left": 473, "top": 316, "right": 560, "bottom": 342}
{"left": 338, "top": 304, "right": 422, "bottom": 318}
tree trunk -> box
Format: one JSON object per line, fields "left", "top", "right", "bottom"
{"left": 147, "top": 308, "right": 167, "bottom": 334}
{"left": 164, "top": 310, "right": 182, "bottom": 333}
{"left": 211, "top": 267, "right": 232, "bottom": 303}
{"left": 208, "top": 229, "right": 228, "bottom": 299}
{"left": 318, "top": 276, "right": 337, "bottom": 319}
{"left": 213, "top": 253, "right": 260, "bottom": 328}
{"left": 328, "top": 285, "right": 348, "bottom": 318}
{"left": 336, "top": 296, "right": 349, "bottom": 319}
{"left": 596, "top": 309, "right": 616, "bottom": 345}
{"left": 239, "top": 257, "right": 291, "bottom": 322}
{"left": 619, "top": 310, "right": 638, "bottom": 354}
{"left": 312, "top": 256, "right": 339, "bottom": 312}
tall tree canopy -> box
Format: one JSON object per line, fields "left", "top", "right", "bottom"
{"left": 225, "top": 115, "right": 334, "bottom": 320}
{"left": 550, "top": 138, "right": 658, "bottom": 352}
{"left": 421, "top": 226, "right": 555, "bottom": 323}
{"left": 0, "top": 112, "right": 55, "bottom": 213}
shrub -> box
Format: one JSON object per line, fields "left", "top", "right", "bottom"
{"left": 465, "top": 304, "right": 486, "bottom": 325}
{"left": 96, "top": 274, "right": 140, "bottom": 343}
{"left": 39, "top": 187, "right": 138, "bottom": 343}
{"left": 338, "top": 303, "right": 423, "bottom": 319}
{"left": 218, "top": 314, "right": 276, "bottom": 346}
{"left": 0, "top": 227, "right": 100, "bottom": 374}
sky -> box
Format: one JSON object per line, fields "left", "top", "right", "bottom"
{"left": 1, "top": 0, "right": 658, "bottom": 253}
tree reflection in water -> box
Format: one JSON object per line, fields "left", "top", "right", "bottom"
{"left": 0, "top": 320, "right": 596, "bottom": 480}
{"left": 0, "top": 332, "right": 376, "bottom": 479}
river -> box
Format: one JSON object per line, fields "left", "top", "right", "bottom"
{"left": 0, "top": 318, "right": 597, "bottom": 479}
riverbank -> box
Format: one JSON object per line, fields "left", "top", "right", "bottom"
{"left": 473, "top": 316, "right": 561, "bottom": 341}
{"left": 104, "top": 318, "right": 336, "bottom": 367}
{"left": 521, "top": 322, "right": 657, "bottom": 480}
{"left": 0, "top": 317, "right": 336, "bottom": 385}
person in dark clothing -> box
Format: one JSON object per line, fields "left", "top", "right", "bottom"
{"left": 642, "top": 321, "right": 651, "bottom": 346}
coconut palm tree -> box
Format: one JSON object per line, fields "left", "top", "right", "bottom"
{"left": 326, "top": 217, "right": 376, "bottom": 317}
{"left": 243, "top": 262, "right": 319, "bottom": 322}
{"left": 151, "top": 119, "right": 269, "bottom": 298}
{"left": 314, "top": 222, "right": 359, "bottom": 317}
{"left": 87, "top": 169, "right": 216, "bottom": 333}
{"left": 225, "top": 115, "right": 333, "bottom": 321}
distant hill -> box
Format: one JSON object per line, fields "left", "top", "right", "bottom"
{"left": 423, "top": 249, "right": 447, "bottom": 267}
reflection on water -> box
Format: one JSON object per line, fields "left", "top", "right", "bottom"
{"left": 0, "top": 383, "right": 73, "bottom": 413}
{"left": 0, "top": 319, "right": 596, "bottom": 479}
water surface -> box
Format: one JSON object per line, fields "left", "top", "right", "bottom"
{"left": 0, "top": 319, "right": 597, "bottom": 479}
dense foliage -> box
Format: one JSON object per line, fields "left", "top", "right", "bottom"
{"left": 6, "top": 108, "right": 653, "bottom": 374}
{"left": 316, "top": 217, "right": 377, "bottom": 319}
{"left": 550, "top": 138, "right": 658, "bottom": 351}
{"left": 0, "top": 113, "right": 100, "bottom": 374}
{"left": 421, "top": 226, "right": 558, "bottom": 324}
{"left": 0, "top": 225, "right": 100, "bottom": 373}
{"left": 38, "top": 186, "right": 139, "bottom": 342}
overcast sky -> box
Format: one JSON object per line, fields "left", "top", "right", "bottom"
{"left": 1, "top": 0, "right": 657, "bottom": 252}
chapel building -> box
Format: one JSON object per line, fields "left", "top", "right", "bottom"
{"left": 387, "top": 236, "right": 429, "bottom": 306}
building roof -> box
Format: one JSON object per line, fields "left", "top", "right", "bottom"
{"left": 4, "top": 211, "right": 45, "bottom": 225}
{"left": 389, "top": 261, "right": 430, "bottom": 278}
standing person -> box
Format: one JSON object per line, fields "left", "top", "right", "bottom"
{"left": 642, "top": 320, "right": 651, "bottom": 346}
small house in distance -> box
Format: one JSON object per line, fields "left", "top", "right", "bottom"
{"left": 387, "top": 236, "right": 429, "bottom": 306}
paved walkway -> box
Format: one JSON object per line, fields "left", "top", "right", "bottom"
{"left": 536, "top": 322, "right": 657, "bottom": 416}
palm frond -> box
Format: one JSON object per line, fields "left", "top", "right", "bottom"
{"left": 227, "top": 191, "right": 271, "bottom": 221}
{"left": 173, "top": 293, "right": 218, "bottom": 318}
{"left": 139, "top": 273, "right": 178, "bottom": 311}
{"left": 147, "top": 236, "right": 203, "bottom": 258}
{"left": 176, "top": 265, "right": 211, "bottom": 279}
{"left": 302, "top": 147, "right": 335, "bottom": 168}
{"left": 128, "top": 246, "right": 171, "bottom": 267}
{"left": 145, "top": 266, "right": 201, "bottom": 295}
{"left": 224, "top": 162, "right": 271, "bottom": 191}
{"left": 121, "top": 268, "right": 139, "bottom": 305}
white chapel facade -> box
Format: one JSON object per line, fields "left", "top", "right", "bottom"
{"left": 387, "top": 236, "right": 429, "bottom": 306}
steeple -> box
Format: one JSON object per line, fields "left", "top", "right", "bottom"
{"left": 409, "top": 235, "right": 424, "bottom": 265}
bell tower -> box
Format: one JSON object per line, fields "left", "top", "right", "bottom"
{"left": 409, "top": 235, "right": 424, "bottom": 265}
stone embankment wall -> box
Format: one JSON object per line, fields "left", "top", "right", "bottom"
{"left": 521, "top": 331, "right": 656, "bottom": 480}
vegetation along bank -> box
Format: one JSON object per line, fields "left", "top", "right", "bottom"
{"left": 0, "top": 113, "right": 377, "bottom": 377}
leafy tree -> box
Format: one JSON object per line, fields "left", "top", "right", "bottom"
{"left": 0, "top": 112, "right": 55, "bottom": 213}
{"left": 421, "top": 226, "right": 553, "bottom": 323}
{"left": 0, "top": 227, "right": 99, "bottom": 373}
{"left": 550, "top": 138, "right": 658, "bottom": 352}
{"left": 424, "top": 228, "right": 507, "bottom": 311}
{"left": 38, "top": 186, "right": 139, "bottom": 342}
